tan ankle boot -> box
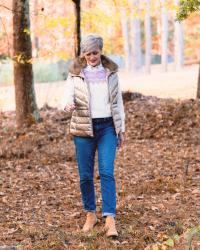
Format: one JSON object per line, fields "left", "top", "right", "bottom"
{"left": 82, "top": 212, "right": 97, "bottom": 233}
{"left": 105, "top": 216, "right": 118, "bottom": 237}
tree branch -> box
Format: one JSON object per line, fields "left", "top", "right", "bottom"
{"left": 0, "top": 4, "right": 13, "bottom": 12}
{"left": 0, "top": 17, "right": 11, "bottom": 57}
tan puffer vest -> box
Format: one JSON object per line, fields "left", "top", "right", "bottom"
{"left": 68, "top": 55, "right": 122, "bottom": 137}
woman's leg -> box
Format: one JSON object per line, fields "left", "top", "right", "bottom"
{"left": 97, "top": 121, "right": 118, "bottom": 217}
{"left": 73, "top": 136, "right": 97, "bottom": 212}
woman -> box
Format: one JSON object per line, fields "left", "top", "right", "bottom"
{"left": 62, "top": 34, "right": 125, "bottom": 237}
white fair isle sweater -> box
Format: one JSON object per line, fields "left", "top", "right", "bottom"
{"left": 61, "top": 63, "right": 125, "bottom": 132}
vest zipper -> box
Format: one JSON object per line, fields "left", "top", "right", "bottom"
{"left": 107, "top": 72, "right": 119, "bottom": 138}
{"left": 85, "top": 79, "right": 94, "bottom": 137}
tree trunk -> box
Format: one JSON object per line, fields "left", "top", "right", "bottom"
{"left": 174, "top": 0, "right": 184, "bottom": 70}
{"left": 145, "top": 0, "right": 152, "bottom": 74}
{"left": 72, "top": 0, "right": 81, "bottom": 57}
{"left": 120, "top": 7, "right": 131, "bottom": 70}
{"left": 13, "top": 0, "right": 40, "bottom": 127}
{"left": 161, "top": 0, "right": 168, "bottom": 72}
{"left": 196, "top": 63, "right": 200, "bottom": 98}
{"left": 130, "top": 0, "right": 142, "bottom": 71}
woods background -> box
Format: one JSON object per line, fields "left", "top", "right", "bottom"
{"left": 0, "top": 1, "right": 200, "bottom": 249}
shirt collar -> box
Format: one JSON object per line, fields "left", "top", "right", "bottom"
{"left": 85, "top": 62, "right": 104, "bottom": 71}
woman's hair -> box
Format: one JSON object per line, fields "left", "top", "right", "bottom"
{"left": 81, "top": 34, "right": 103, "bottom": 54}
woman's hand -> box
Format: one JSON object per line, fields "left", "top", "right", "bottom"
{"left": 118, "top": 132, "right": 125, "bottom": 148}
{"left": 64, "top": 103, "right": 76, "bottom": 112}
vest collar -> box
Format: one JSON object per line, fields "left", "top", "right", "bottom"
{"left": 68, "top": 55, "right": 118, "bottom": 78}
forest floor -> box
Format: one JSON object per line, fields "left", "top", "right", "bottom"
{"left": 0, "top": 93, "right": 200, "bottom": 250}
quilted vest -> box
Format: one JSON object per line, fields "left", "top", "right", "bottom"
{"left": 68, "top": 55, "right": 122, "bottom": 137}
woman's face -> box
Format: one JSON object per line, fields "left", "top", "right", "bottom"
{"left": 84, "top": 49, "right": 101, "bottom": 67}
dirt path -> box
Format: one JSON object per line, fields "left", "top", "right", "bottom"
{"left": 119, "top": 64, "right": 198, "bottom": 99}
{"left": 0, "top": 64, "right": 198, "bottom": 112}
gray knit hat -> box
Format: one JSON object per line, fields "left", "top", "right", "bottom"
{"left": 81, "top": 34, "right": 103, "bottom": 53}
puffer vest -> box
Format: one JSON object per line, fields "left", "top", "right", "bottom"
{"left": 68, "top": 55, "right": 122, "bottom": 137}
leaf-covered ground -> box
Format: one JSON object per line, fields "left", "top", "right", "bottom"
{"left": 0, "top": 94, "right": 200, "bottom": 250}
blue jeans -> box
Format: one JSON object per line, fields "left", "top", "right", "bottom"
{"left": 73, "top": 117, "right": 118, "bottom": 217}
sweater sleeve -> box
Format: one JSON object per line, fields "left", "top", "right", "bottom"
{"left": 118, "top": 79, "right": 125, "bottom": 132}
{"left": 60, "top": 75, "right": 75, "bottom": 111}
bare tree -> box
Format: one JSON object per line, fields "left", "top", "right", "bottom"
{"left": 144, "top": 0, "right": 151, "bottom": 74}
{"left": 174, "top": 0, "right": 184, "bottom": 70}
{"left": 72, "top": 0, "right": 81, "bottom": 57}
{"left": 176, "top": 0, "right": 200, "bottom": 98}
{"left": 13, "top": 0, "right": 40, "bottom": 127}
{"left": 120, "top": 7, "right": 131, "bottom": 69}
{"left": 130, "top": 0, "right": 142, "bottom": 71}
{"left": 161, "top": 0, "right": 168, "bottom": 72}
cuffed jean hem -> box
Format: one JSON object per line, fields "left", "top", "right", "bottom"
{"left": 102, "top": 212, "right": 116, "bottom": 217}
